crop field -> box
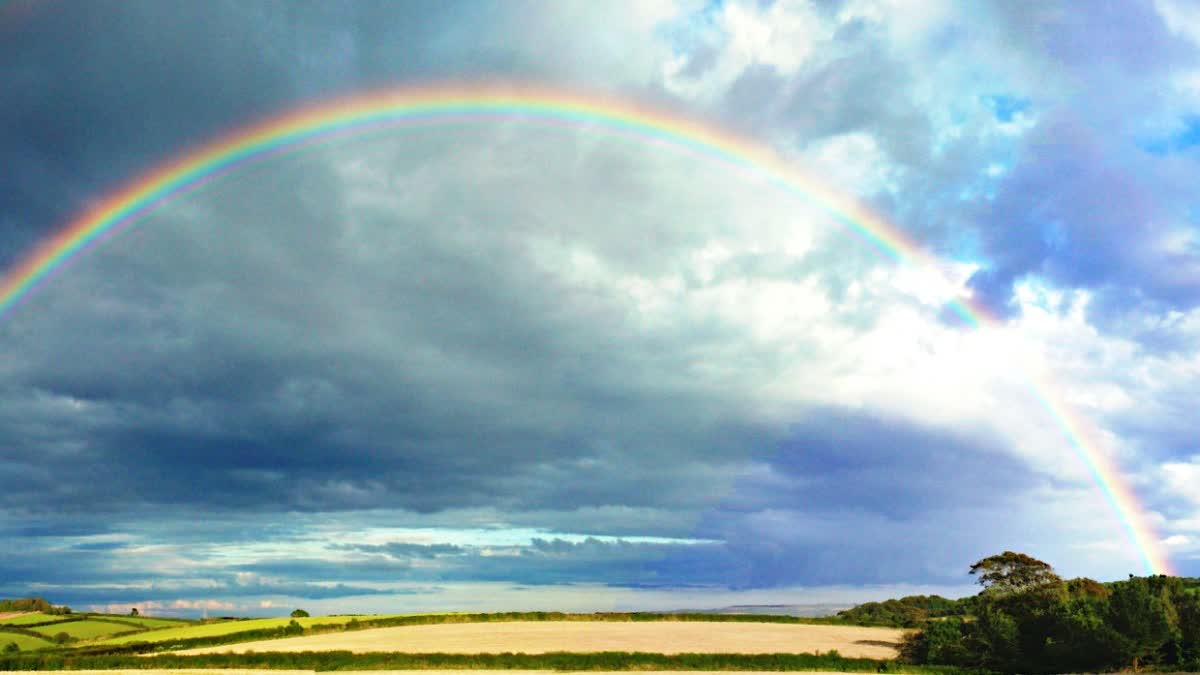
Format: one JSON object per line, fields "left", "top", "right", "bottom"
{"left": 99, "top": 615, "right": 402, "bottom": 645}
{"left": 0, "top": 630, "right": 54, "bottom": 650}
{"left": 29, "top": 619, "right": 140, "bottom": 640}
{"left": 174, "top": 621, "right": 907, "bottom": 659}
{"left": 0, "top": 612, "right": 62, "bottom": 625}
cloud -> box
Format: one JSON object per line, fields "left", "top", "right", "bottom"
{"left": 3, "top": 0, "right": 1200, "bottom": 609}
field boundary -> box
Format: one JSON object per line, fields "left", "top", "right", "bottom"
{"left": 0, "top": 649, "right": 982, "bottom": 673}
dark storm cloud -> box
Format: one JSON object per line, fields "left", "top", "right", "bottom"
{"left": 1, "top": 0, "right": 297, "bottom": 265}
{"left": 0, "top": 0, "right": 606, "bottom": 271}
{"left": 625, "top": 408, "right": 1040, "bottom": 588}
{"left": 737, "top": 408, "right": 1033, "bottom": 518}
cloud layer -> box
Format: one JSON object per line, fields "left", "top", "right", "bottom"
{"left": 1, "top": 0, "right": 1198, "bottom": 614}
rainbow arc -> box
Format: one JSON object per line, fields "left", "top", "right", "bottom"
{"left": 0, "top": 83, "right": 1173, "bottom": 575}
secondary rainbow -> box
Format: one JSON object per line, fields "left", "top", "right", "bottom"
{"left": 0, "top": 83, "right": 1174, "bottom": 576}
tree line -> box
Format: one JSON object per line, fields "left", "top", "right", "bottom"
{"left": 0, "top": 597, "right": 70, "bottom": 615}
{"left": 898, "top": 551, "right": 1200, "bottom": 673}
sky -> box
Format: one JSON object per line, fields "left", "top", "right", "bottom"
{"left": 1, "top": 0, "right": 1199, "bottom": 618}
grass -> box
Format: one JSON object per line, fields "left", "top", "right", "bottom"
{"left": 0, "top": 630, "right": 53, "bottom": 651}
{"left": 0, "top": 649, "right": 983, "bottom": 673}
{"left": 97, "top": 615, "right": 401, "bottom": 646}
{"left": 89, "top": 616, "right": 189, "bottom": 630}
{"left": 0, "top": 613, "right": 65, "bottom": 626}
{"left": 28, "top": 620, "right": 140, "bottom": 641}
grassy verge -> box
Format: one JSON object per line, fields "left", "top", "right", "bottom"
{"left": 0, "top": 649, "right": 984, "bottom": 673}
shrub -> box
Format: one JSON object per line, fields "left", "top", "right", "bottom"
{"left": 2, "top": 642, "right": 18, "bottom": 654}
{"left": 290, "top": 608, "right": 309, "bottom": 618}
{"left": 53, "top": 631, "right": 72, "bottom": 644}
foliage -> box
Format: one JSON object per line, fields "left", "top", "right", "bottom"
{"left": 838, "top": 596, "right": 970, "bottom": 628}
{"left": 0, "top": 598, "right": 68, "bottom": 615}
{"left": 0, "top": 645, "right": 14, "bottom": 655}
{"left": 291, "top": 608, "right": 310, "bottom": 617}
{"left": 1104, "top": 576, "right": 1176, "bottom": 670}
{"left": 969, "top": 551, "right": 1062, "bottom": 596}
{"left": 901, "top": 552, "right": 1200, "bottom": 674}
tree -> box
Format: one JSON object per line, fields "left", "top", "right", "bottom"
{"left": 52, "top": 632, "right": 71, "bottom": 645}
{"left": 2, "top": 642, "right": 18, "bottom": 654}
{"left": 290, "top": 608, "right": 309, "bottom": 618}
{"left": 970, "top": 551, "right": 1062, "bottom": 595}
{"left": 1106, "top": 578, "right": 1176, "bottom": 671}
{"left": 1177, "top": 591, "right": 1200, "bottom": 666}
{"left": 130, "top": 607, "right": 139, "bottom": 616}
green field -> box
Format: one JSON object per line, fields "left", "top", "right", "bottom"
{"left": 0, "top": 613, "right": 64, "bottom": 626}
{"left": 0, "top": 630, "right": 53, "bottom": 651}
{"left": 28, "top": 619, "right": 139, "bottom": 641}
{"left": 99, "top": 615, "right": 188, "bottom": 629}
{"left": 97, "top": 614, "right": 400, "bottom": 645}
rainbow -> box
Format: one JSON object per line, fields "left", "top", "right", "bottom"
{"left": 0, "top": 83, "right": 1174, "bottom": 576}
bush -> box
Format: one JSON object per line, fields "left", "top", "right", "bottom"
{"left": 284, "top": 619, "right": 304, "bottom": 636}
{"left": 53, "top": 631, "right": 72, "bottom": 645}
{"left": 290, "top": 608, "right": 309, "bottom": 618}
{"left": 2, "top": 642, "right": 18, "bottom": 654}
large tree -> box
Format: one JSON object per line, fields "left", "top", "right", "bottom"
{"left": 969, "top": 551, "right": 1063, "bottom": 595}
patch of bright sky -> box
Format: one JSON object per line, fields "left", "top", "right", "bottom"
{"left": 1141, "top": 115, "right": 1200, "bottom": 155}
{"left": 982, "top": 94, "right": 1032, "bottom": 123}
{"left": 185, "top": 527, "right": 721, "bottom": 568}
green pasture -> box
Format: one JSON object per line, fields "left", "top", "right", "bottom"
{"left": 102, "top": 615, "right": 187, "bottom": 629}
{"left": 28, "top": 619, "right": 139, "bottom": 641}
{"left": 0, "top": 613, "right": 63, "bottom": 626}
{"left": 97, "top": 614, "right": 400, "bottom": 645}
{"left": 0, "top": 630, "right": 53, "bottom": 651}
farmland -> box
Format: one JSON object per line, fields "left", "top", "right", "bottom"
{"left": 28, "top": 619, "right": 143, "bottom": 641}
{"left": 0, "top": 613, "right": 60, "bottom": 626}
{"left": 0, "top": 631, "right": 53, "bottom": 651}
{"left": 173, "top": 621, "right": 906, "bottom": 658}
{"left": 98, "top": 615, "right": 401, "bottom": 646}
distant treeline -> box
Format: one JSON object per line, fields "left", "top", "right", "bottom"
{"left": 896, "top": 552, "right": 1200, "bottom": 674}
{"left": 837, "top": 595, "right": 973, "bottom": 628}
{"left": 0, "top": 598, "right": 70, "bottom": 615}
{"left": 0, "top": 648, "right": 979, "bottom": 673}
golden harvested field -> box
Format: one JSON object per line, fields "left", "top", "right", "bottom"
{"left": 175, "top": 621, "right": 906, "bottom": 658}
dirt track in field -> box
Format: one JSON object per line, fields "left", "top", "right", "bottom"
{"left": 173, "top": 621, "right": 906, "bottom": 658}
